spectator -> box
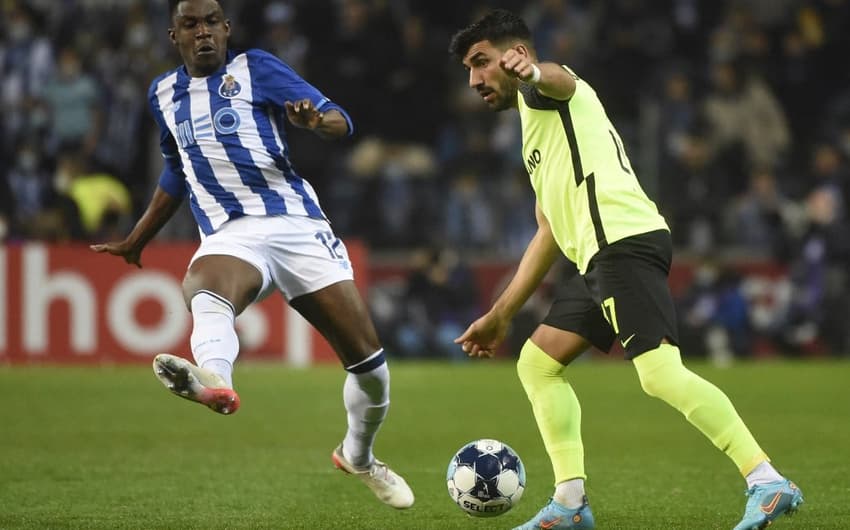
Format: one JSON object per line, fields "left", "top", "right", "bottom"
{"left": 310, "top": 0, "right": 402, "bottom": 138}
{"left": 42, "top": 47, "right": 102, "bottom": 157}
{"left": 779, "top": 187, "right": 850, "bottom": 354}
{"left": 496, "top": 168, "right": 537, "bottom": 258}
{"left": 808, "top": 142, "right": 849, "bottom": 219}
{"left": 385, "top": 13, "right": 448, "bottom": 145}
{"left": 678, "top": 260, "right": 752, "bottom": 365}
{"left": 0, "top": 3, "right": 53, "bottom": 152}
{"left": 443, "top": 169, "right": 497, "bottom": 251}
{"left": 3, "top": 140, "right": 54, "bottom": 240}
{"left": 261, "top": 2, "right": 308, "bottom": 73}
{"left": 723, "top": 166, "right": 802, "bottom": 257}
{"left": 663, "top": 132, "right": 727, "bottom": 253}
{"left": 703, "top": 60, "right": 790, "bottom": 171}
{"left": 0, "top": 170, "right": 12, "bottom": 243}
{"left": 656, "top": 68, "right": 699, "bottom": 178}
{"left": 27, "top": 177, "right": 85, "bottom": 244}
{"left": 524, "top": 0, "right": 596, "bottom": 71}
{"left": 55, "top": 150, "right": 132, "bottom": 241}
{"left": 394, "top": 247, "right": 479, "bottom": 359}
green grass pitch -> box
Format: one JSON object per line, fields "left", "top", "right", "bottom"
{"left": 1, "top": 359, "right": 847, "bottom": 529}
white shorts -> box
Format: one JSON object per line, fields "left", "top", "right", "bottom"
{"left": 190, "top": 215, "right": 354, "bottom": 301}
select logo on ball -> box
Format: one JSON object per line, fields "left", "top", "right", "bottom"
{"left": 446, "top": 438, "right": 526, "bottom": 517}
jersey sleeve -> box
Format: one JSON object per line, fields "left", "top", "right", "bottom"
{"left": 519, "top": 83, "right": 570, "bottom": 110}
{"left": 247, "top": 49, "right": 354, "bottom": 136}
{"left": 147, "top": 78, "right": 188, "bottom": 199}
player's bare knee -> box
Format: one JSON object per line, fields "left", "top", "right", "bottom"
{"left": 182, "top": 273, "right": 216, "bottom": 308}
{"left": 181, "top": 274, "right": 202, "bottom": 309}
{"left": 182, "top": 272, "right": 258, "bottom": 315}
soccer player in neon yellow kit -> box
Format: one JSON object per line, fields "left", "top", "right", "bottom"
{"left": 450, "top": 10, "right": 802, "bottom": 530}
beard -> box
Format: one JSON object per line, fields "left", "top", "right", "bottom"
{"left": 491, "top": 78, "right": 519, "bottom": 111}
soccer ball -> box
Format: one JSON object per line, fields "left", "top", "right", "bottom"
{"left": 446, "top": 438, "right": 526, "bottom": 517}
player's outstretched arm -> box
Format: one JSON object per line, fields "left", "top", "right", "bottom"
{"left": 489, "top": 204, "right": 560, "bottom": 320}
{"left": 285, "top": 99, "right": 349, "bottom": 140}
{"left": 499, "top": 49, "right": 576, "bottom": 101}
{"left": 455, "top": 204, "right": 560, "bottom": 358}
{"left": 89, "top": 186, "right": 182, "bottom": 268}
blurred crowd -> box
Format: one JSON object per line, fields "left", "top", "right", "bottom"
{"left": 1, "top": 0, "right": 849, "bottom": 358}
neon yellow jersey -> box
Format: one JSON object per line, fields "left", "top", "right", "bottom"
{"left": 518, "top": 66, "right": 668, "bottom": 273}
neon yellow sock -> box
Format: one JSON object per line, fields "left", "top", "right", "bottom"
{"left": 633, "top": 344, "right": 768, "bottom": 476}
{"left": 517, "top": 340, "right": 585, "bottom": 484}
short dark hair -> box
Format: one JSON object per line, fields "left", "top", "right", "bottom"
{"left": 448, "top": 9, "right": 531, "bottom": 59}
{"left": 169, "top": 0, "right": 226, "bottom": 20}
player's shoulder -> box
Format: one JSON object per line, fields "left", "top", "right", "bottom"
{"left": 147, "top": 66, "right": 182, "bottom": 103}
{"left": 243, "top": 48, "right": 299, "bottom": 78}
{"left": 562, "top": 67, "right": 598, "bottom": 99}
{"left": 244, "top": 48, "right": 291, "bottom": 69}
{"left": 244, "top": 48, "right": 277, "bottom": 61}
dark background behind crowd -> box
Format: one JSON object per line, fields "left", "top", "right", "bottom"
{"left": 2, "top": 0, "right": 849, "bottom": 361}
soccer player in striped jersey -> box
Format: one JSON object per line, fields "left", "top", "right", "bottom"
{"left": 449, "top": 10, "right": 801, "bottom": 530}
{"left": 91, "top": 0, "right": 413, "bottom": 509}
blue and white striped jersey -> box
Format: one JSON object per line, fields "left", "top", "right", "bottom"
{"left": 148, "top": 49, "right": 353, "bottom": 236}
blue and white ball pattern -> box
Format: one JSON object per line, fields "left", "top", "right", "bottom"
{"left": 446, "top": 439, "right": 526, "bottom": 517}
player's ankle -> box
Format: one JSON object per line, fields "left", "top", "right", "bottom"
{"left": 200, "top": 358, "right": 233, "bottom": 388}
{"left": 554, "top": 478, "right": 586, "bottom": 509}
{"left": 745, "top": 461, "right": 784, "bottom": 488}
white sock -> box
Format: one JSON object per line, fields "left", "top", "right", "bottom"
{"left": 190, "top": 290, "right": 238, "bottom": 389}
{"left": 553, "top": 478, "right": 586, "bottom": 509}
{"left": 745, "top": 461, "right": 784, "bottom": 488}
{"left": 342, "top": 350, "right": 390, "bottom": 468}
{"left": 200, "top": 359, "right": 234, "bottom": 388}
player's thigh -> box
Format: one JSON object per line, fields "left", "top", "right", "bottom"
{"left": 184, "top": 255, "right": 264, "bottom": 314}
{"left": 184, "top": 220, "right": 272, "bottom": 314}
{"left": 542, "top": 271, "right": 616, "bottom": 358}
{"left": 289, "top": 280, "right": 380, "bottom": 366}
{"left": 264, "top": 216, "right": 355, "bottom": 301}
{"left": 263, "top": 216, "right": 379, "bottom": 365}
{"left": 584, "top": 230, "right": 678, "bottom": 359}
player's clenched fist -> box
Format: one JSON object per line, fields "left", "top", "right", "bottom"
{"left": 499, "top": 49, "right": 536, "bottom": 82}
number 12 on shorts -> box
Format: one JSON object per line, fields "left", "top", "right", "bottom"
{"left": 315, "top": 230, "right": 345, "bottom": 260}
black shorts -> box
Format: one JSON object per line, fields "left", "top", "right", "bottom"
{"left": 542, "top": 230, "right": 679, "bottom": 359}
